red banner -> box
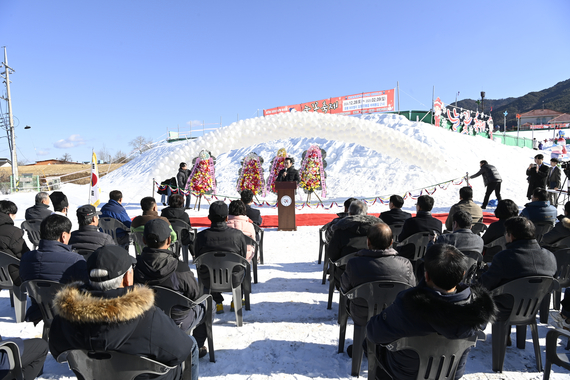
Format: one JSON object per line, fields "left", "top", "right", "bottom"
{"left": 530, "top": 124, "right": 570, "bottom": 130}
{"left": 263, "top": 89, "right": 395, "bottom": 116}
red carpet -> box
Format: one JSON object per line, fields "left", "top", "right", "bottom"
{"left": 190, "top": 212, "right": 499, "bottom": 228}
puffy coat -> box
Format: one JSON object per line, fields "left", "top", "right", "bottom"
{"left": 24, "top": 204, "right": 52, "bottom": 221}
{"left": 0, "top": 212, "right": 30, "bottom": 285}
{"left": 470, "top": 163, "right": 502, "bottom": 186}
{"left": 226, "top": 215, "right": 256, "bottom": 261}
{"left": 49, "top": 284, "right": 194, "bottom": 380}
{"left": 435, "top": 229, "right": 484, "bottom": 254}
{"left": 131, "top": 210, "right": 172, "bottom": 229}
{"left": 100, "top": 199, "right": 132, "bottom": 228}
{"left": 367, "top": 281, "right": 496, "bottom": 380}
{"left": 177, "top": 168, "right": 191, "bottom": 190}
{"left": 520, "top": 200, "right": 557, "bottom": 225}
{"left": 134, "top": 247, "right": 202, "bottom": 331}
{"left": 340, "top": 248, "right": 416, "bottom": 325}
{"left": 68, "top": 225, "right": 115, "bottom": 257}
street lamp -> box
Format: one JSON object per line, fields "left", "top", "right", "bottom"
{"left": 480, "top": 91, "right": 486, "bottom": 115}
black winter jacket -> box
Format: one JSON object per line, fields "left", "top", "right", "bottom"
{"left": 276, "top": 167, "right": 300, "bottom": 182}
{"left": 177, "top": 168, "right": 191, "bottom": 190}
{"left": 245, "top": 205, "right": 262, "bottom": 226}
{"left": 49, "top": 284, "right": 194, "bottom": 380}
{"left": 541, "top": 216, "right": 570, "bottom": 249}
{"left": 367, "top": 280, "right": 496, "bottom": 380}
{"left": 135, "top": 247, "right": 202, "bottom": 331}
{"left": 24, "top": 204, "right": 52, "bottom": 221}
{"left": 340, "top": 248, "right": 415, "bottom": 325}
{"left": 161, "top": 207, "right": 191, "bottom": 227}
{"left": 0, "top": 213, "right": 30, "bottom": 285}
{"left": 470, "top": 163, "right": 502, "bottom": 186}
{"left": 379, "top": 209, "right": 412, "bottom": 226}
{"left": 68, "top": 225, "right": 115, "bottom": 257}
{"left": 327, "top": 215, "right": 382, "bottom": 263}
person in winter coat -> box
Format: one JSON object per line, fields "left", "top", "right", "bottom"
{"left": 444, "top": 187, "right": 483, "bottom": 231}
{"left": 134, "top": 218, "right": 208, "bottom": 359}
{"left": 547, "top": 157, "right": 562, "bottom": 207}
{"left": 24, "top": 192, "right": 52, "bottom": 221}
{"left": 481, "top": 216, "right": 557, "bottom": 321}
{"left": 327, "top": 200, "right": 382, "bottom": 283}
{"left": 276, "top": 157, "right": 300, "bottom": 182}
{"left": 49, "top": 245, "right": 198, "bottom": 380}
{"left": 0, "top": 200, "right": 30, "bottom": 286}
{"left": 240, "top": 189, "right": 262, "bottom": 226}
{"left": 469, "top": 160, "right": 502, "bottom": 209}
{"left": 177, "top": 162, "right": 192, "bottom": 209}
{"left": 195, "top": 201, "right": 248, "bottom": 313}
{"left": 481, "top": 199, "right": 519, "bottom": 262}
{"left": 435, "top": 210, "right": 484, "bottom": 255}
{"left": 397, "top": 195, "right": 443, "bottom": 261}
{"left": 323, "top": 197, "right": 357, "bottom": 244}
{"left": 526, "top": 154, "right": 549, "bottom": 200}
{"left": 367, "top": 244, "right": 496, "bottom": 380}
{"left": 542, "top": 201, "right": 570, "bottom": 251}
{"left": 49, "top": 191, "right": 69, "bottom": 217}
{"left": 158, "top": 177, "right": 177, "bottom": 206}
{"left": 226, "top": 200, "right": 256, "bottom": 261}
{"left": 161, "top": 194, "right": 191, "bottom": 227}
{"left": 340, "top": 222, "right": 415, "bottom": 334}
{"left": 100, "top": 190, "right": 132, "bottom": 246}
{"left": 379, "top": 195, "right": 412, "bottom": 226}
{"left": 68, "top": 204, "right": 115, "bottom": 258}
{"left": 0, "top": 336, "right": 48, "bottom": 380}
{"left": 519, "top": 188, "right": 557, "bottom": 225}
{"left": 19, "top": 214, "right": 88, "bottom": 323}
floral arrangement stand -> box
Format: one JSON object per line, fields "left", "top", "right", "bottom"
{"left": 187, "top": 150, "right": 217, "bottom": 211}
{"left": 299, "top": 145, "right": 327, "bottom": 206}
{"left": 266, "top": 148, "right": 288, "bottom": 195}
{"left": 236, "top": 152, "right": 265, "bottom": 201}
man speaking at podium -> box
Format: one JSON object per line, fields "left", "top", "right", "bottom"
{"left": 277, "top": 157, "right": 300, "bottom": 183}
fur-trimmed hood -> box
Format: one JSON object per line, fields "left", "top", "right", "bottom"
{"left": 54, "top": 284, "right": 155, "bottom": 324}
{"left": 402, "top": 283, "right": 496, "bottom": 331}
{"left": 561, "top": 216, "right": 570, "bottom": 230}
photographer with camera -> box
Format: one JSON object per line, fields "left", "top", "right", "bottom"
{"left": 526, "top": 154, "right": 549, "bottom": 200}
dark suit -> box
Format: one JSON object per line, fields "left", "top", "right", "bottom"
{"left": 276, "top": 167, "right": 300, "bottom": 182}
{"left": 379, "top": 209, "right": 411, "bottom": 226}
{"left": 547, "top": 165, "right": 562, "bottom": 206}
{"left": 397, "top": 211, "right": 442, "bottom": 261}
{"left": 245, "top": 204, "right": 262, "bottom": 226}
{"left": 526, "top": 164, "right": 549, "bottom": 199}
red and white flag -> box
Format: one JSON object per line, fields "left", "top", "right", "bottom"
{"left": 90, "top": 151, "right": 101, "bottom": 207}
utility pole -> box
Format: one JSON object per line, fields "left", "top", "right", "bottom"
{"left": 0, "top": 47, "right": 18, "bottom": 190}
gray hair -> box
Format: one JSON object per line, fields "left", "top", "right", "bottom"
{"left": 88, "top": 268, "right": 124, "bottom": 291}
{"left": 35, "top": 192, "right": 49, "bottom": 205}
{"left": 348, "top": 200, "right": 367, "bottom": 216}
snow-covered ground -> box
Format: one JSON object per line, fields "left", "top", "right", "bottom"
{"left": 1, "top": 114, "right": 569, "bottom": 379}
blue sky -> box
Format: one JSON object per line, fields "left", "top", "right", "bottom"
{"left": 1, "top": 0, "right": 569, "bottom": 163}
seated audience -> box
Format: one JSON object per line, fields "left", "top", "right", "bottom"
{"left": 226, "top": 200, "right": 256, "bottom": 261}
{"left": 195, "top": 201, "right": 248, "bottom": 314}
{"left": 100, "top": 190, "right": 132, "bottom": 246}
{"left": 327, "top": 200, "right": 382, "bottom": 284}
{"left": 445, "top": 186, "right": 483, "bottom": 231}
{"left": 520, "top": 187, "right": 557, "bottom": 225}
{"left": 25, "top": 192, "right": 52, "bottom": 221}
{"left": 323, "top": 197, "right": 358, "bottom": 244}
{"left": 49, "top": 191, "right": 69, "bottom": 217}
{"left": 241, "top": 189, "right": 262, "bottom": 226}
{"left": 49, "top": 245, "right": 198, "bottom": 380}
{"left": 482, "top": 199, "right": 519, "bottom": 245}
{"left": 481, "top": 216, "right": 556, "bottom": 320}
{"left": 340, "top": 223, "right": 415, "bottom": 354}
{"left": 435, "top": 210, "right": 484, "bottom": 255}
{"left": 367, "top": 244, "right": 496, "bottom": 380}
{"left": 0, "top": 200, "right": 30, "bottom": 285}
{"left": 379, "top": 195, "right": 412, "bottom": 226}
{"left": 20, "top": 214, "right": 88, "bottom": 323}
{"left": 68, "top": 204, "right": 115, "bottom": 258}
{"left": 542, "top": 201, "right": 570, "bottom": 250}
{"left": 397, "top": 195, "right": 443, "bottom": 260}
{"left": 161, "top": 194, "right": 192, "bottom": 226}
{"left": 134, "top": 219, "right": 208, "bottom": 359}
{"left": 0, "top": 336, "right": 48, "bottom": 380}
{"left": 131, "top": 197, "right": 176, "bottom": 252}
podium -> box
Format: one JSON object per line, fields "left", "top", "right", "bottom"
{"left": 276, "top": 181, "right": 297, "bottom": 231}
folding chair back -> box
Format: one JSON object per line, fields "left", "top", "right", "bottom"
{"left": 98, "top": 217, "right": 129, "bottom": 245}
{"left": 0, "top": 252, "right": 26, "bottom": 323}
{"left": 194, "top": 251, "right": 250, "bottom": 326}
{"left": 534, "top": 221, "right": 554, "bottom": 243}
{"left": 388, "top": 223, "right": 404, "bottom": 243}
{"left": 547, "top": 235, "right": 570, "bottom": 251}
{"left": 490, "top": 276, "right": 558, "bottom": 372}
{"left": 0, "top": 340, "right": 24, "bottom": 380}
{"left": 338, "top": 281, "right": 412, "bottom": 377}
{"left": 483, "top": 235, "right": 507, "bottom": 263}
{"left": 543, "top": 328, "right": 570, "bottom": 380}
{"left": 253, "top": 224, "right": 264, "bottom": 264}
{"left": 23, "top": 280, "right": 65, "bottom": 340}
{"left": 57, "top": 349, "right": 176, "bottom": 380}
{"left": 169, "top": 219, "right": 196, "bottom": 264}
{"left": 471, "top": 222, "right": 488, "bottom": 236}
{"left": 398, "top": 232, "right": 431, "bottom": 262}
{"left": 375, "top": 332, "right": 481, "bottom": 380}
{"left": 151, "top": 286, "right": 215, "bottom": 362}
{"left": 552, "top": 249, "right": 570, "bottom": 309}
{"left": 327, "top": 253, "right": 358, "bottom": 310}
{"left": 130, "top": 230, "right": 145, "bottom": 255}
{"left": 20, "top": 219, "right": 42, "bottom": 250}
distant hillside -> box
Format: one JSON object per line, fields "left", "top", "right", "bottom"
{"left": 456, "top": 78, "right": 570, "bottom": 129}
